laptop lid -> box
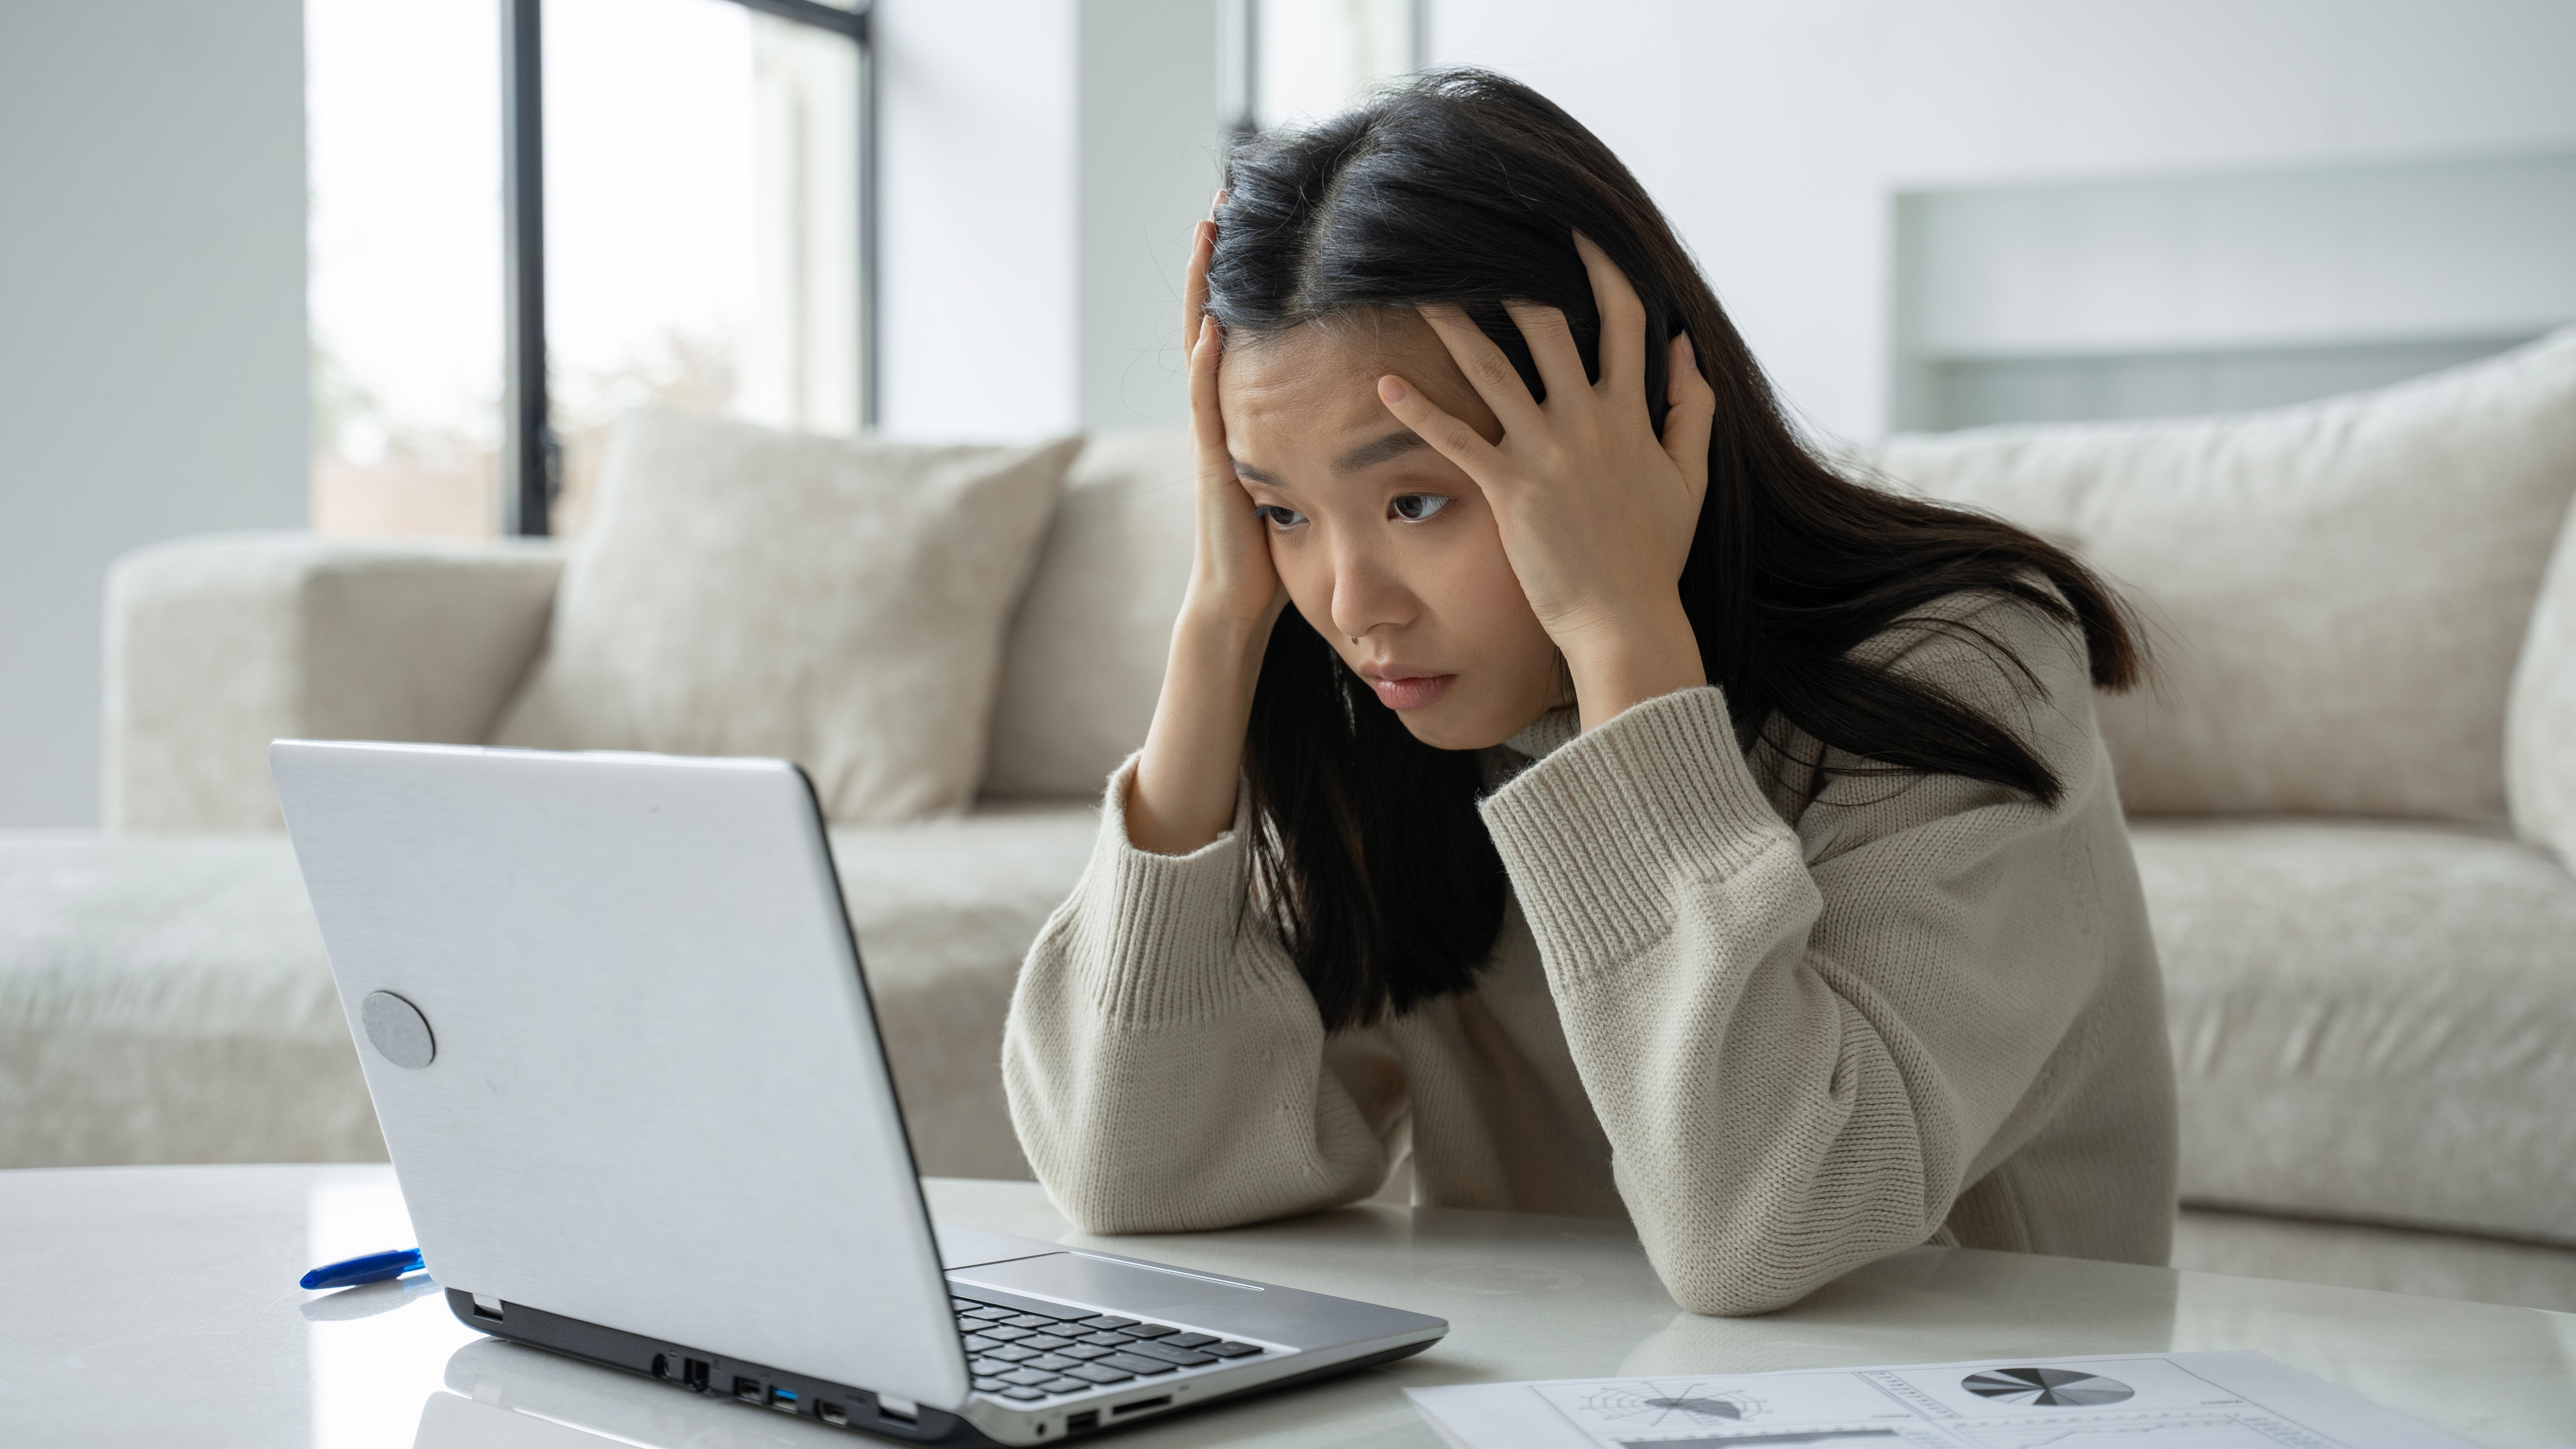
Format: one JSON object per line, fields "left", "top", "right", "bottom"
{"left": 271, "top": 740, "right": 970, "bottom": 1410}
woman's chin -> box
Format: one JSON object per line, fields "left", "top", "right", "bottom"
{"left": 1390, "top": 696, "right": 1523, "bottom": 753}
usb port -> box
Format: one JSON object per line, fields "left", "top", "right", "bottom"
{"left": 1112, "top": 1396, "right": 1170, "bottom": 1416}
{"left": 1067, "top": 1410, "right": 1099, "bottom": 1432}
{"left": 682, "top": 1358, "right": 711, "bottom": 1391}
{"left": 771, "top": 1385, "right": 799, "bottom": 1411}
{"left": 818, "top": 1402, "right": 850, "bottom": 1426}
{"left": 734, "top": 1376, "right": 763, "bottom": 1402}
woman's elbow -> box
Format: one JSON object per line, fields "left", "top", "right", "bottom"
{"left": 1658, "top": 1265, "right": 1819, "bottom": 1318}
{"left": 1649, "top": 1233, "right": 1909, "bottom": 1317}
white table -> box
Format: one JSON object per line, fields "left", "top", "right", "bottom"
{"left": 4, "top": 1165, "right": 2570, "bottom": 1449}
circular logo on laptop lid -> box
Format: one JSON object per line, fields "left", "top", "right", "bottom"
{"left": 361, "top": 990, "right": 436, "bottom": 1069}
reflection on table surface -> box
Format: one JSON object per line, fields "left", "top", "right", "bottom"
{"left": 0, "top": 1166, "right": 2569, "bottom": 1449}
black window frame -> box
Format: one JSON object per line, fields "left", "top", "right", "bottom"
{"left": 501, "top": 0, "right": 877, "bottom": 537}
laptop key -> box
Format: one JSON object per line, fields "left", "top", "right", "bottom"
{"left": 1002, "top": 1369, "right": 1054, "bottom": 1386}
{"left": 1075, "top": 1316, "right": 1137, "bottom": 1331}
{"left": 961, "top": 1334, "right": 1000, "bottom": 1353}
{"left": 1163, "top": 1333, "right": 1218, "bottom": 1349}
{"left": 981, "top": 1326, "right": 1034, "bottom": 1342}
{"left": 1068, "top": 1364, "right": 1135, "bottom": 1385}
{"left": 1062, "top": 1344, "right": 1116, "bottom": 1361}
{"left": 1121, "top": 1340, "right": 1217, "bottom": 1367}
{"left": 1077, "top": 1331, "right": 1135, "bottom": 1348}
{"left": 1205, "top": 1341, "right": 1264, "bottom": 1358}
{"left": 1002, "top": 1315, "right": 1058, "bottom": 1329}
{"left": 1100, "top": 1352, "right": 1179, "bottom": 1376}
{"left": 1122, "top": 1323, "right": 1181, "bottom": 1339}
{"left": 962, "top": 1306, "right": 1011, "bottom": 1320}
{"left": 1042, "top": 1377, "right": 1089, "bottom": 1394}
{"left": 970, "top": 1357, "right": 1016, "bottom": 1375}
{"left": 972, "top": 1376, "right": 1007, "bottom": 1392}
{"left": 990, "top": 1346, "right": 1040, "bottom": 1363}
{"left": 1027, "top": 1354, "right": 1079, "bottom": 1372}
{"left": 1001, "top": 1386, "right": 1048, "bottom": 1401}
{"left": 1020, "top": 1334, "right": 1073, "bottom": 1351}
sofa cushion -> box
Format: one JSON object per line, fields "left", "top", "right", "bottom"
{"left": 0, "top": 832, "right": 379, "bottom": 1167}
{"left": 0, "top": 811, "right": 1098, "bottom": 1176}
{"left": 984, "top": 430, "right": 1196, "bottom": 798}
{"left": 495, "top": 412, "right": 1082, "bottom": 822}
{"left": 2134, "top": 817, "right": 2576, "bottom": 1242}
{"left": 1880, "top": 328, "right": 2576, "bottom": 823}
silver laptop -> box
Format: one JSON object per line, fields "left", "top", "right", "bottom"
{"left": 271, "top": 739, "right": 1445, "bottom": 1446}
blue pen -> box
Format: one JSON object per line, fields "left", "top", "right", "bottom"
{"left": 300, "top": 1246, "right": 425, "bottom": 1290}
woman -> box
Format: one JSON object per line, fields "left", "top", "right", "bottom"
{"left": 1002, "top": 71, "right": 2175, "bottom": 1317}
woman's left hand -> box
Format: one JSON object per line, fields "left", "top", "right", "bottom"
{"left": 1375, "top": 233, "right": 1719, "bottom": 731}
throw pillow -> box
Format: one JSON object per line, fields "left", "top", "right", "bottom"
{"left": 981, "top": 430, "right": 1197, "bottom": 797}
{"left": 493, "top": 411, "right": 1081, "bottom": 821}
{"left": 1877, "top": 327, "right": 2576, "bottom": 821}
{"left": 2506, "top": 433, "right": 2576, "bottom": 866}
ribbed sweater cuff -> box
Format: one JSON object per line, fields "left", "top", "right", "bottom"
{"left": 1069, "top": 753, "right": 1277, "bottom": 1024}
{"left": 1479, "top": 687, "right": 1793, "bottom": 978}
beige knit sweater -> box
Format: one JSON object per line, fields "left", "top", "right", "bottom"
{"left": 1002, "top": 589, "right": 2177, "bottom": 1316}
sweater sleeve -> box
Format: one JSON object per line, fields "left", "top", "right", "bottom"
{"left": 1000, "top": 759, "right": 1399, "bottom": 1232}
{"left": 1478, "top": 595, "right": 2122, "bottom": 1316}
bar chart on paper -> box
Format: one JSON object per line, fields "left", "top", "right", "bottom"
{"left": 1408, "top": 1352, "right": 2474, "bottom": 1449}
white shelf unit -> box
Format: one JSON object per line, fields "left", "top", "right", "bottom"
{"left": 1891, "top": 152, "right": 2576, "bottom": 431}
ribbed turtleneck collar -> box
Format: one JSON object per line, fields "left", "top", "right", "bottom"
{"left": 1476, "top": 707, "right": 1583, "bottom": 794}
{"left": 1500, "top": 705, "right": 1581, "bottom": 764}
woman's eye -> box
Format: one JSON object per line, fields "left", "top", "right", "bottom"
{"left": 1256, "top": 504, "right": 1306, "bottom": 529}
{"left": 1390, "top": 493, "right": 1452, "bottom": 522}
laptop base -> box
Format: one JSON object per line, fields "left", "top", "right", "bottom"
{"left": 445, "top": 1288, "right": 994, "bottom": 1443}
{"left": 444, "top": 1288, "right": 1438, "bottom": 1445}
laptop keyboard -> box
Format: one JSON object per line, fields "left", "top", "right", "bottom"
{"left": 950, "top": 1295, "right": 1268, "bottom": 1403}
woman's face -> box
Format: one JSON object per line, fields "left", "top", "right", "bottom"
{"left": 1219, "top": 311, "right": 1565, "bottom": 752}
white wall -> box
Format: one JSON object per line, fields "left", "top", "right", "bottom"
{"left": 1077, "top": 0, "right": 1224, "bottom": 431}
{"left": 1430, "top": 0, "right": 2576, "bottom": 442}
{"left": 873, "top": 0, "right": 1079, "bottom": 440}
{"left": 875, "top": 0, "right": 1221, "bottom": 442}
{"left": 0, "top": 0, "right": 309, "bottom": 828}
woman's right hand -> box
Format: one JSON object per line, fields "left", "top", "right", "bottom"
{"left": 1176, "top": 218, "right": 1286, "bottom": 634}
{"left": 1127, "top": 210, "right": 1287, "bottom": 856}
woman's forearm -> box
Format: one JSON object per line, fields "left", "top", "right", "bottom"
{"left": 1127, "top": 606, "right": 1273, "bottom": 855}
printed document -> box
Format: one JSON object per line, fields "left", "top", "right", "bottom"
{"left": 1408, "top": 1352, "right": 2469, "bottom": 1449}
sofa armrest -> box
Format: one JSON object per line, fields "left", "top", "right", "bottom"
{"left": 104, "top": 533, "right": 564, "bottom": 832}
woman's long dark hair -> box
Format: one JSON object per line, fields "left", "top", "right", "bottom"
{"left": 1209, "top": 70, "right": 2141, "bottom": 1033}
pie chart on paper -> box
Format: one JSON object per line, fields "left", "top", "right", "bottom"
{"left": 1961, "top": 1368, "right": 2136, "bottom": 1407}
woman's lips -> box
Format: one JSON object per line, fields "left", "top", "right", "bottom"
{"left": 1367, "top": 673, "right": 1456, "bottom": 710}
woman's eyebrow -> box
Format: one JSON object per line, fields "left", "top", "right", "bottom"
{"left": 1231, "top": 456, "right": 1285, "bottom": 486}
{"left": 1334, "top": 431, "right": 1428, "bottom": 474}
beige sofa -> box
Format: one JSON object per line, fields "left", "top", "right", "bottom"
{"left": 4, "top": 337, "right": 2571, "bottom": 1289}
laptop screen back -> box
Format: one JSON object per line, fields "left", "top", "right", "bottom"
{"left": 272, "top": 741, "right": 969, "bottom": 1409}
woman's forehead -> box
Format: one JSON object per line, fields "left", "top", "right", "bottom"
{"left": 1218, "top": 314, "right": 1479, "bottom": 445}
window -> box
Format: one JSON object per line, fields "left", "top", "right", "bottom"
{"left": 306, "top": 0, "right": 871, "bottom": 539}
{"left": 307, "top": 1, "right": 504, "bottom": 538}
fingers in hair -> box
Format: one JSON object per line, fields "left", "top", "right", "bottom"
{"left": 1572, "top": 231, "right": 1648, "bottom": 404}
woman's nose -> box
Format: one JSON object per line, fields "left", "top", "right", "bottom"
{"left": 1327, "top": 543, "right": 1416, "bottom": 641}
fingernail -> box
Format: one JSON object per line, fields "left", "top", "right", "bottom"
{"left": 1379, "top": 376, "right": 1409, "bottom": 403}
